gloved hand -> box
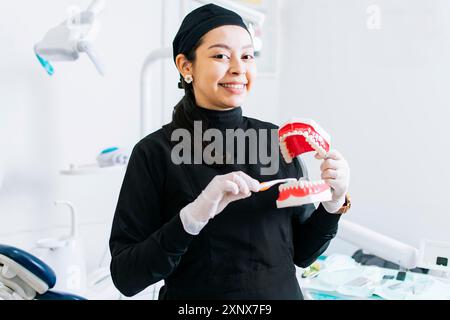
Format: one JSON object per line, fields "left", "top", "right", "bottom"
{"left": 315, "top": 150, "right": 350, "bottom": 214}
{"left": 180, "top": 171, "right": 260, "bottom": 235}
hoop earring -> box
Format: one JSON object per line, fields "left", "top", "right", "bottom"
{"left": 184, "top": 75, "right": 193, "bottom": 84}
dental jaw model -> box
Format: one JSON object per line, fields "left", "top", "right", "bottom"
{"left": 277, "top": 119, "right": 333, "bottom": 208}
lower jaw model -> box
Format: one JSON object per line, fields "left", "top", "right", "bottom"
{"left": 276, "top": 119, "right": 333, "bottom": 209}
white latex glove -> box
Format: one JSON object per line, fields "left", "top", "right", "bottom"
{"left": 315, "top": 150, "right": 350, "bottom": 214}
{"left": 180, "top": 171, "right": 260, "bottom": 235}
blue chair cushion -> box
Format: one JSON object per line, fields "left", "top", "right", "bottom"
{"left": 0, "top": 244, "right": 56, "bottom": 289}
{"left": 36, "top": 290, "right": 87, "bottom": 300}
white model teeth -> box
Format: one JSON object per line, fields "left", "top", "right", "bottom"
{"left": 280, "top": 180, "right": 327, "bottom": 191}
{"left": 279, "top": 127, "right": 329, "bottom": 160}
{"left": 221, "top": 84, "right": 245, "bottom": 89}
{"left": 280, "top": 142, "right": 293, "bottom": 163}
{"left": 305, "top": 135, "right": 328, "bottom": 157}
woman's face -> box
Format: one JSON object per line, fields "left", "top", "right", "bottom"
{"left": 190, "top": 25, "right": 257, "bottom": 110}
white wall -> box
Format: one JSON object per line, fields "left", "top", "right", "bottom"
{"left": 0, "top": 0, "right": 163, "bottom": 272}
{"left": 279, "top": 0, "right": 450, "bottom": 253}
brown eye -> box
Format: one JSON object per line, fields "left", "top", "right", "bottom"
{"left": 214, "top": 54, "right": 230, "bottom": 60}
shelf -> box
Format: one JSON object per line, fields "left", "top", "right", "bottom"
{"left": 60, "top": 165, "right": 126, "bottom": 176}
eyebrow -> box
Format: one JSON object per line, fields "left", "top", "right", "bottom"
{"left": 208, "top": 44, "right": 254, "bottom": 51}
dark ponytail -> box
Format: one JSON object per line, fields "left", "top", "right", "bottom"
{"left": 171, "top": 38, "right": 229, "bottom": 166}
{"left": 172, "top": 38, "right": 207, "bottom": 133}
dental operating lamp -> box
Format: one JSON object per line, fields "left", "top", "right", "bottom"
{"left": 34, "top": 0, "right": 106, "bottom": 76}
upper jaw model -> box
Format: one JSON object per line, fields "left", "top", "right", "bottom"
{"left": 277, "top": 119, "right": 333, "bottom": 209}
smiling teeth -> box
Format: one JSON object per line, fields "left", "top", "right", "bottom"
{"left": 221, "top": 84, "right": 245, "bottom": 89}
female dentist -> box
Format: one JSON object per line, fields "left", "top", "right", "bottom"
{"left": 109, "top": 4, "right": 350, "bottom": 300}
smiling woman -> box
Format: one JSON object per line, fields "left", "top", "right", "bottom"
{"left": 109, "top": 3, "right": 350, "bottom": 301}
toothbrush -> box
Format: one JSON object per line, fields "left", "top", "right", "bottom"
{"left": 259, "top": 178, "right": 298, "bottom": 192}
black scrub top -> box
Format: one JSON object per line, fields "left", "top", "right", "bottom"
{"left": 109, "top": 103, "right": 341, "bottom": 300}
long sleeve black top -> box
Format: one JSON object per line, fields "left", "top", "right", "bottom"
{"left": 109, "top": 104, "right": 341, "bottom": 300}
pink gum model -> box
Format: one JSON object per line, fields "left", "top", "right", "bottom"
{"left": 276, "top": 119, "right": 333, "bottom": 208}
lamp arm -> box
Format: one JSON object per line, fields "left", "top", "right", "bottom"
{"left": 77, "top": 41, "right": 105, "bottom": 76}
{"left": 87, "top": 0, "right": 107, "bottom": 16}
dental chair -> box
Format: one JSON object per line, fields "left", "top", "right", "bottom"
{"left": 0, "top": 244, "right": 86, "bottom": 300}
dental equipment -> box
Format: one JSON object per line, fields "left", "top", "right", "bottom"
{"left": 33, "top": 201, "right": 87, "bottom": 296}
{"left": 338, "top": 220, "right": 450, "bottom": 278}
{"left": 141, "top": 47, "right": 172, "bottom": 138}
{"left": 96, "top": 147, "right": 129, "bottom": 168}
{"left": 60, "top": 147, "right": 129, "bottom": 175}
{"left": 0, "top": 244, "right": 85, "bottom": 300}
{"left": 418, "top": 239, "right": 450, "bottom": 277}
{"left": 338, "top": 219, "right": 419, "bottom": 270}
{"left": 276, "top": 119, "right": 333, "bottom": 208}
{"left": 34, "top": 0, "right": 106, "bottom": 76}
{"left": 300, "top": 226, "right": 450, "bottom": 300}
